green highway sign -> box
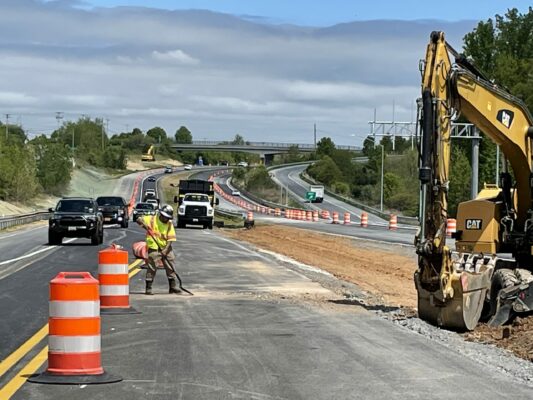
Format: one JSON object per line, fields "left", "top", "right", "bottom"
{"left": 306, "top": 191, "right": 316, "bottom": 200}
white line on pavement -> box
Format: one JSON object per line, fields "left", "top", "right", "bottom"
{"left": 0, "top": 238, "right": 77, "bottom": 266}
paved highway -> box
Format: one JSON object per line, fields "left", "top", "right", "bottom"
{"left": 0, "top": 166, "right": 527, "bottom": 399}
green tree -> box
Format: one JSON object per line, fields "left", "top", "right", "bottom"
{"left": 307, "top": 156, "right": 342, "bottom": 186}
{"left": 146, "top": 126, "right": 167, "bottom": 143}
{"left": 30, "top": 135, "right": 73, "bottom": 195}
{"left": 175, "top": 126, "right": 192, "bottom": 144}
{"left": 316, "top": 137, "right": 336, "bottom": 158}
{"left": 231, "top": 134, "right": 245, "bottom": 145}
{"left": 448, "top": 147, "right": 472, "bottom": 217}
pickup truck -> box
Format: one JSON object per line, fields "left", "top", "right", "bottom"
{"left": 174, "top": 179, "right": 219, "bottom": 229}
{"left": 96, "top": 196, "right": 129, "bottom": 228}
{"left": 48, "top": 197, "right": 104, "bottom": 245}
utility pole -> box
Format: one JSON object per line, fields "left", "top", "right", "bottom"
{"left": 313, "top": 123, "right": 317, "bottom": 156}
{"left": 101, "top": 119, "right": 105, "bottom": 150}
{"left": 380, "top": 144, "right": 384, "bottom": 212}
{"left": 5, "top": 114, "right": 10, "bottom": 140}
{"left": 55, "top": 112, "right": 63, "bottom": 130}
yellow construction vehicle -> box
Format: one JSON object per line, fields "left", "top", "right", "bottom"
{"left": 142, "top": 144, "right": 156, "bottom": 162}
{"left": 415, "top": 31, "right": 533, "bottom": 330}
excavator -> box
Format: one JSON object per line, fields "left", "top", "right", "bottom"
{"left": 415, "top": 31, "right": 533, "bottom": 330}
{"left": 142, "top": 144, "right": 156, "bottom": 162}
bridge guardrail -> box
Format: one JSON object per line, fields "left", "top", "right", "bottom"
{"left": 0, "top": 211, "right": 51, "bottom": 231}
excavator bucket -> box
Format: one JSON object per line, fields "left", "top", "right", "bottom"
{"left": 488, "top": 279, "right": 533, "bottom": 326}
{"left": 415, "top": 268, "right": 492, "bottom": 331}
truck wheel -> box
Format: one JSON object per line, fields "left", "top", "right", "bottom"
{"left": 177, "top": 221, "right": 184, "bottom": 229}
{"left": 99, "top": 228, "right": 104, "bottom": 244}
{"left": 207, "top": 222, "right": 213, "bottom": 230}
{"left": 91, "top": 230, "right": 100, "bottom": 245}
{"left": 48, "top": 231, "right": 61, "bottom": 245}
{"left": 121, "top": 219, "right": 128, "bottom": 228}
{"left": 489, "top": 268, "right": 519, "bottom": 317}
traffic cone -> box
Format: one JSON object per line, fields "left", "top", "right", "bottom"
{"left": 29, "top": 272, "right": 121, "bottom": 384}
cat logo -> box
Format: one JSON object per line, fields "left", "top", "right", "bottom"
{"left": 497, "top": 109, "right": 514, "bottom": 129}
{"left": 466, "top": 219, "right": 482, "bottom": 230}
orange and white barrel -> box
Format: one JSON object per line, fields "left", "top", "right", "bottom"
{"left": 98, "top": 245, "right": 130, "bottom": 309}
{"left": 332, "top": 211, "right": 339, "bottom": 224}
{"left": 132, "top": 241, "right": 148, "bottom": 260}
{"left": 389, "top": 214, "right": 398, "bottom": 230}
{"left": 447, "top": 218, "right": 457, "bottom": 237}
{"left": 321, "top": 210, "right": 330, "bottom": 219}
{"left": 361, "top": 212, "right": 368, "bottom": 228}
{"left": 261, "top": 207, "right": 266, "bottom": 214}
{"left": 247, "top": 211, "right": 254, "bottom": 221}
{"left": 343, "top": 212, "right": 351, "bottom": 225}
{"left": 275, "top": 208, "right": 281, "bottom": 217}
{"left": 48, "top": 272, "right": 102, "bottom": 375}
{"left": 285, "top": 209, "right": 291, "bottom": 219}
{"left": 313, "top": 210, "right": 319, "bottom": 222}
{"left": 306, "top": 211, "right": 313, "bottom": 221}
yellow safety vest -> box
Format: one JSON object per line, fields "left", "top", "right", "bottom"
{"left": 142, "top": 215, "right": 176, "bottom": 250}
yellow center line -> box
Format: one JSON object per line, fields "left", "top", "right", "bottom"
{"left": 0, "top": 346, "right": 48, "bottom": 400}
{"left": 0, "top": 258, "right": 142, "bottom": 394}
{"left": 0, "top": 324, "right": 48, "bottom": 379}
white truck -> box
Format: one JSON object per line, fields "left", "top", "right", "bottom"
{"left": 309, "top": 185, "right": 324, "bottom": 203}
{"left": 174, "top": 179, "right": 218, "bottom": 229}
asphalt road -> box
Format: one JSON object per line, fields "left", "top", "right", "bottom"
{"left": 0, "top": 166, "right": 527, "bottom": 399}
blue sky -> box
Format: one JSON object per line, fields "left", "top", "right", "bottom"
{"left": 84, "top": 0, "right": 533, "bottom": 26}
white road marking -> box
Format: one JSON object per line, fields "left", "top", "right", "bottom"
{"left": 0, "top": 225, "right": 46, "bottom": 240}
{"left": 0, "top": 238, "right": 77, "bottom": 266}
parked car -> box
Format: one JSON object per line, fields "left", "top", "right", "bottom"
{"left": 184, "top": 164, "right": 192, "bottom": 170}
{"left": 96, "top": 196, "right": 129, "bottom": 228}
{"left": 48, "top": 197, "right": 104, "bottom": 245}
{"left": 164, "top": 166, "right": 173, "bottom": 173}
{"left": 231, "top": 190, "right": 241, "bottom": 196}
{"left": 132, "top": 202, "right": 156, "bottom": 221}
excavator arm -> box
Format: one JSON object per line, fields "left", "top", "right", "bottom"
{"left": 415, "top": 31, "right": 533, "bottom": 330}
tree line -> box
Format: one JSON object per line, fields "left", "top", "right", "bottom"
{"left": 307, "top": 7, "right": 532, "bottom": 217}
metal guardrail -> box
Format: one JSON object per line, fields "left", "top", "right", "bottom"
{"left": 0, "top": 211, "right": 51, "bottom": 230}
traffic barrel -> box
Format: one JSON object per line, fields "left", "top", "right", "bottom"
{"left": 332, "top": 211, "right": 339, "bottom": 224}
{"left": 285, "top": 209, "right": 291, "bottom": 219}
{"left": 389, "top": 214, "right": 398, "bottom": 230}
{"left": 343, "top": 212, "right": 351, "bottom": 225}
{"left": 313, "top": 210, "right": 319, "bottom": 222}
{"left": 29, "top": 272, "right": 121, "bottom": 384}
{"left": 306, "top": 211, "right": 313, "bottom": 221}
{"left": 244, "top": 211, "right": 254, "bottom": 229}
{"left": 361, "top": 212, "right": 368, "bottom": 228}
{"left": 275, "top": 208, "right": 281, "bottom": 217}
{"left": 447, "top": 218, "right": 457, "bottom": 237}
{"left": 99, "top": 244, "right": 138, "bottom": 314}
{"left": 321, "top": 210, "right": 330, "bottom": 219}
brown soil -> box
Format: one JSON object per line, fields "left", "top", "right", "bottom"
{"left": 222, "top": 224, "right": 533, "bottom": 362}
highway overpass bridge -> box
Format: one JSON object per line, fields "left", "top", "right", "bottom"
{"left": 171, "top": 141, "right": 359, "bottom": 164}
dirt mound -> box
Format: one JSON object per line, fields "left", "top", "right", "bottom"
{"left": 223, "top": 224, "right": 533, "bottom": 362}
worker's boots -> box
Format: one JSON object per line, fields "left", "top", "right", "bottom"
{"left": 145, "top": 281, "right": 153, "bottom": 295}
{"left": 168, "top": 279, "right": 182, "bottom": 294}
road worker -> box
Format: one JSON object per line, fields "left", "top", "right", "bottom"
{"left": 136, "top": 204, "right": 180, "bottom": 295}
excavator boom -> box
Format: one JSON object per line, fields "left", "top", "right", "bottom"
{"left": 416, "top": 31, "right": 533, "bottom": 330}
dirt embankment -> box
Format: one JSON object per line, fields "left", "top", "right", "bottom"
{"left": 222, "top": 224, "right": 533, "bottom": 362}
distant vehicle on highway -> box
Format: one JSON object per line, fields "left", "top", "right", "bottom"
{"left": 96, "top": 196, "right": 129, "bottom": 228}
{"left": 143, "top": 189, "right": 156, "bottom": 201}
{"left": 231, "top": 190, "right": 241, "bottom": 196}
{"left": 147, "top": 176, "right": 156, "bottom": 182}
{"left": 184, "top": 164, "right": 192, "bottom": 170}
{"left": 48, "top": 197, "right": 104, "bottom": 245}
{"left": 146, "top": 198, "right": 160, "bottom": 209}
{"left": 132, "top": 202, "right": 156, "bottom": 221}
{"left": 164, "top": 166, "right": 173, "bottom": 173}
{"left": 237, "top": 161, "right": 248, "bottom": 167}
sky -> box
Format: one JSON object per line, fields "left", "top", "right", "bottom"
{"left": 0, "top": 1, "right": 530, "bottom": 146}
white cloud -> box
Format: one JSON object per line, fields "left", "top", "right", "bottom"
{"left": 0, "top": 91, "right": 38, "bottom": 106}
{"left": 0, "top": 2, "right": 475, "bottom": 143}
{"left": 151, "top": 50, "right": 199, "bottom": 65}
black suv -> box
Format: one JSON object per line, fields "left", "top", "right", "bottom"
{"left": 48, "top": 198, "right": 104, "bottom": 245}
{"left": 96, "top": 196, "right": 129, "bottom": 228}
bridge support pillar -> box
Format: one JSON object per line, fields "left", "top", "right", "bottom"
{"left": 261, "top": 153, "right": 274, "bottom": 166}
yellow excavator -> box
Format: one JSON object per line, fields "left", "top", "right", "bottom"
{"left": 142, "top": 144, "right": 156, "bottom": 162}
{"left": 415, "top": 31, "right": 533, "bottom": 330}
